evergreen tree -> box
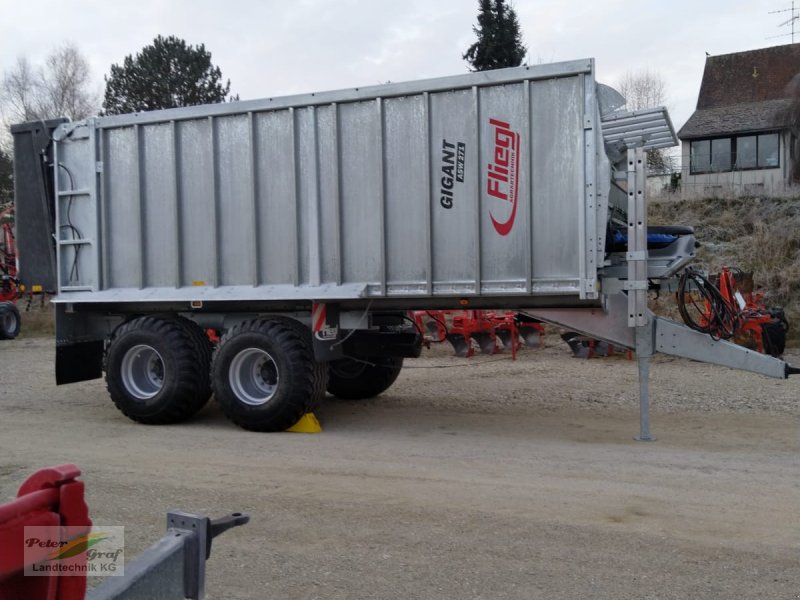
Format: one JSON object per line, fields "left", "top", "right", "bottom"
{"left": 463, "top": 0, "right": 527, "bottom": 71}
{"left": 103, "top": 35, "right": 234, "bottom": 115}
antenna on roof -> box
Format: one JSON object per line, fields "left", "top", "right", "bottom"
{"left": 768, "top": 1, "right": 799, "bottom": 42}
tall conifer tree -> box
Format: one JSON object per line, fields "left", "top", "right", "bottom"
{"left": 464, "top": 0, "right": 527, "bottom": 71}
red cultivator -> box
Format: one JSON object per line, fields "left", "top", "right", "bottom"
{"left": 0, "top": 207, "right": 21, "bottom": 339}
{"left": 411, "top": 310, "right": 544, "bottom": 359}
{"left": 0, "top": 207, "right": 17, "bottom": 302}
{"left": 560, "top": 332, "right": 633, "bottom": 360}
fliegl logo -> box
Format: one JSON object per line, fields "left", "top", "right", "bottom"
{"left": 486, "top": 118, "right": 520, "bottom": 236}
{"left": 312, "top": 302, "right": 337, "bottom": 341}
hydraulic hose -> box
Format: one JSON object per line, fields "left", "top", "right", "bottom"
{"left": 676, "top": 268, "right": 741, "bottom": 341}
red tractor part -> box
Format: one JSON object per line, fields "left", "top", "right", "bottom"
{"left": 1, "top": 207, "right": 18, "bottom": 304}
{"left": 448, "top": 311, "right": 499, "bottom": 357}
{"left": 677, "top": 267, "right": 788, "bottom": 357}
{"left": 0, "top": 464, "right": 92, "bottom": 600}
{"left": 714, "top": 268, "right": 788, "bottom": 356}
{"left": 561, "top": 332, "right": 633, "bottom": 359}
{"left": 411, "top": 310, "right": 545, "bottom": 359}
{"left": 412, "top": 310, "right": 497, "bottom": 358}
{"left": 485, "top": 311, "right": 522, "bottom": 359}
{"left": 485, "top": 311, "right": 544, "bottom": 359}
{"left": 0, "top": 207, "right": 22, "bottom": 340}
{"left": 511, "top": 315, "right": 546, "bottom": 350}
{"left": 411, "top": 310, "right": 447, "bottom": 346}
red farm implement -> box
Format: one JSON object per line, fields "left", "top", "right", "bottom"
{"left": 0, "top": 206, "right": 21, "bottom": 339}
{"left": 560, "top": 331, "right": 633, "bottom": 360}
{"left": 412, "top": 310, "right": 544, "bottom": 359}
{"left": 677, "top": 266, "right": 789, "bottom": 357}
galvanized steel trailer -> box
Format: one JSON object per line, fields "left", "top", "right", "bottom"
{"left": 12, "top": 59, "right": 796, "bottom": 433}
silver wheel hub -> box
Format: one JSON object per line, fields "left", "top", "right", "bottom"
{"left": 229, "top": 348, "right": 279, "bottom": 406}
{"left": 120, "top": 344, "right": 165, "bottom": 400}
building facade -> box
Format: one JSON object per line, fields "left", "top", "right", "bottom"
{"left": 678, "top": 44, "right": 800, "bottom": 198}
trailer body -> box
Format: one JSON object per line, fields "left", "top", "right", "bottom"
{"left": 12, "top": 59, "right": 795, "bottom": 433}
{"left": 23, "top": 59, "right": 610, "bottom": 307}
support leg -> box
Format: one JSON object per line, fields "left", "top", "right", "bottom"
{"left": 634, "top": 324, "right": 656, "bottom": 441}
{"left": 635, "top": 355, "right": 655, "bottom": 442}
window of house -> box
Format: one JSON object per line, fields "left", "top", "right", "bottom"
{"left": 735, "top": 135, "right": 757, "bottom": 169}
{"left": 758, "top": 133, "right": 779, "bottom": 167}
{"left": 690, "top": 140, "right": 711, "bottom": 173}
{"left": 711, "top": 138, "right": 731, "bottom": 171}
{"left": 689, "top": 132, "right": 780, "bottom": 174}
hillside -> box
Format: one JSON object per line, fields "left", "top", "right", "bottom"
{"left": 649, "top": 196, "right": 800, "bottom": 345}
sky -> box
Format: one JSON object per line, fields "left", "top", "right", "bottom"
{"left": 0, "top": 0, "right": 795, "bottom": 132}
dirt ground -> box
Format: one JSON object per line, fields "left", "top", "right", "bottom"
{"left": 1, "top": 336, "right": 798, "bottom": 599}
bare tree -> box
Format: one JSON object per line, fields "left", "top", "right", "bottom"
{"left": 41, "top": 44, "right": 97, "bottom": 120}
{"left": 0, "top": 57, "right": 39, "bottom": 123}
{"left": 1, "top": 43, "right": 98, "bottom": 125}
{"left": 616, "top": 69, "right": 674, "bottom": 174}
{"left": 617, "top": 69, "right": 667, "bottom": 112}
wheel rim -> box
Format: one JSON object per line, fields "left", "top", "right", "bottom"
{"left": 2, "top": 312, "right": 18, "bottom": 335}
{"left": 120, "top": 344, "right": 165, "bottom": 400}
{"left": 229, "top": 348, "right": 279, "bottom": 406}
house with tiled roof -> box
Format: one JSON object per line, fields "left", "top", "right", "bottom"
{"left": 678, "top": 43, "right": 800, "bottom": 197}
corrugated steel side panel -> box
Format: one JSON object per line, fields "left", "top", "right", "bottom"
{"left": 52, "top": 59, "right": 604, "bottom": 304}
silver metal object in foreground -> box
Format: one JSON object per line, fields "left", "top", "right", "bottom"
{"left": 626, "top": 147, "right": 648, "bottom": 329}
{"left": 86, "top": 510, "right": 249, "bottom": 600}
{"left": 634, "top": 324, "right": 655, "bottom": 442}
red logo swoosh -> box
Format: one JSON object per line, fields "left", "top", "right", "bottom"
{"left": 490, "top": 131, "right": 520, "bottom": 236}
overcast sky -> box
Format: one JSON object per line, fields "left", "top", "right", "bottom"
{"left": 0, "top": 0, "right": 795, "bottom": 130}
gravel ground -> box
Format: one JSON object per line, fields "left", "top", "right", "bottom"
{"left": 1, "top": 336, "right": 798, "bottom": 599}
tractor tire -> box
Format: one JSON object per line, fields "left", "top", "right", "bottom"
{"left": 327, "top": 356, "right": 403, "bottom": 400}
{"left": 174, "top": 316, "right": 214, "bottom": 409}
{"left": 275, "top": 316, "right": 329, "bottom": 412}
{"left": 211, "top": 317, "right": 327, "bottom": 432}
{"left": 0, "top": 302, "right": 21, "bottom": 340}
{"left": 105, "top": 316, "right": 211, "bottom": 424}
